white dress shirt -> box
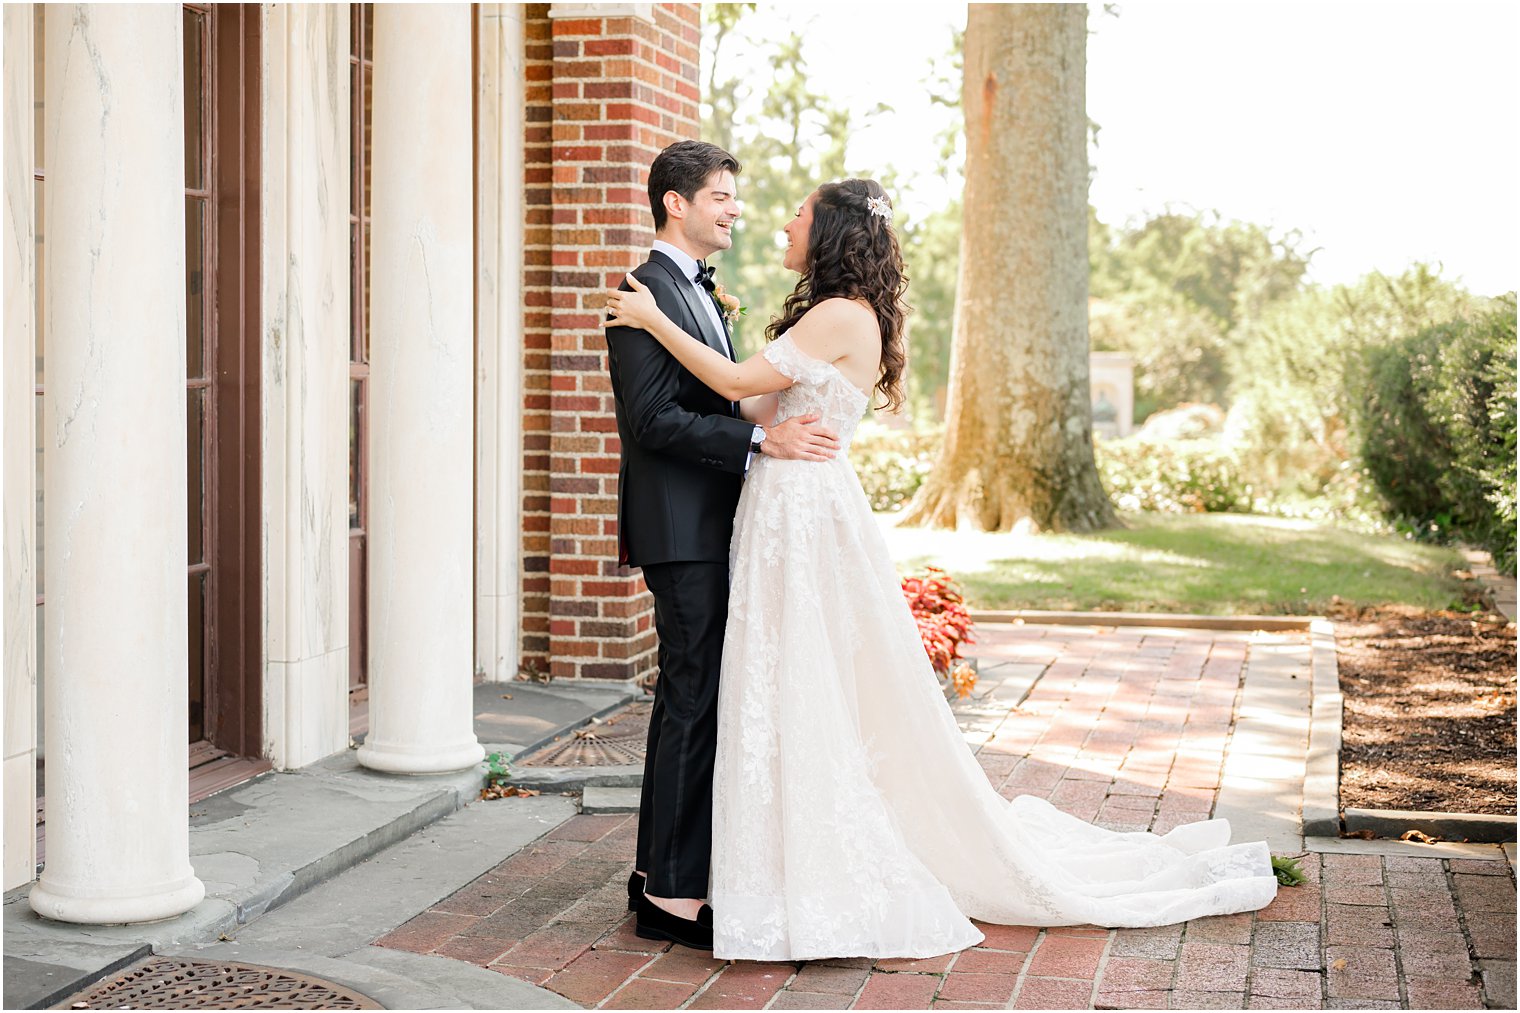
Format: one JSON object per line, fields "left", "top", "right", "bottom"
{"left": 652, "top": 240, "right": 734, "bottom": 359}
{"left": 650, "top": 241, "right": 762, "bottom": 470}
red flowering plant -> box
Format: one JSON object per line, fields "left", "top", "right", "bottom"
{"left": 901, "top": 566, "right": 978, "bottom": 698}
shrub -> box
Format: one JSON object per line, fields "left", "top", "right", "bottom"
{"left": 1356, "top": 294, "right": 1517, "bottom": 573}
{"left": 1226, "top": 265, "right": 1480, "bottom": 500}
{"left": 1224, "top": 287, "right": 1353, "bottom": 496}
{"left": 852, "top": 421, "right": 940, "bottom": 512}
{"left": 1095, "top": 437, "right": 1254, "bottom": 514}
{"left": 1432, "top": 297, "right": 1516, "bottom": 570}
{"left": 901, "top": 566, "right": 977, "bottom": 698}
{"left": 1247, "top": 461, "right": 1389, "bottom": 533}
{"left": 1434, "top": 297, "right": 1516, "bottom": 571}
{"left": 1358, "top": 325, "right": 1454, "bottom": 526}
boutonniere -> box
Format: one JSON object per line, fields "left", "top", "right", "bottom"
{"left": 712, "top": 282, "right": 747, "bottom": 324}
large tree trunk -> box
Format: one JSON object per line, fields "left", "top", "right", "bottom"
{"left": 902, "top": 3, "right": 1118, "bottom": 533}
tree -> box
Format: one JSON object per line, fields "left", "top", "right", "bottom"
{"left": 1087, "top": 208, "right": 1315, "bottom": 416}
{"left": 896, "top": 197, "right": 963, "bottom": 419}
{"left": 700, "top": 7, "right": 964, "bottom": 412}
{"left": 701, "top": 3, "right": 752, "bottom": 157}
{"left": 701, "top": 11, "right": 857, "bottom": 358}
{"left": 895, "top": 28, "right": 964, "bottom": 421}
{"left": 902, "top": 4, "right": 1117, "bottom": 532}
{"left": 1226, "top": 264, "right": 1484, "bottom": 495}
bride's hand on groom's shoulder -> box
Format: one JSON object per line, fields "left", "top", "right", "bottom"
{"left": 602, "top": 274, "right": 662, "bottom": 331}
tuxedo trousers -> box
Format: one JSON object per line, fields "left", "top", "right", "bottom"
{"left": 636, "top": 560, "right": 729, "bottom": 898}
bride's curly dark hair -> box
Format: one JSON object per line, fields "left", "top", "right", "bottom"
{"left": 765, "top": 178, "right": 908, "bottom": 412}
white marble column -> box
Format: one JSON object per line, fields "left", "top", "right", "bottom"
{"left": 3, "top": 3, "right": 38, "bottom": 893}
{"left": 30, "top": 4, "right": 204, "bottom": 924}
{"left": 475, "top": 4, "right": 526, "bottom": 683}
{"left": 260, "top": 4, "right": 352, "bottom": 770}
{"left": 357, "top": 3, "right": 484, "bottom": 774}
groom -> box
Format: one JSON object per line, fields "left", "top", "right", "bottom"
{"left": 603, "top": 140, "right": 839, "bottom": 949}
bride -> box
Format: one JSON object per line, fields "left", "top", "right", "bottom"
{"left": 602, "top": 177, "right": 1278, "bottom": 961}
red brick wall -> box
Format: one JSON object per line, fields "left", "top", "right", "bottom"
{"left": 522, "top": 3, "right": 703, "bottom": 681}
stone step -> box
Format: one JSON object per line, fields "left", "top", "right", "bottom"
{"left": 4, "top": 753, "right": 487, "bottom": 1010}
{"left": 581, "top": 786, "right": 642, "bottom": 814}
{"left": 159, "top": 795, "right": 582, "bottom": 1010}
{"left": 510, "top": 763, "right": 643, "bottom": 794}
{"left": 3, "top": 679, "right": 637, "bottom": 1011}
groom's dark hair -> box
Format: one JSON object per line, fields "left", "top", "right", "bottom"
{"left": 647, "top": 140, "right": 741, "bottom": 232}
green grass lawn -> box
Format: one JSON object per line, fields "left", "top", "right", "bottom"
{"left": 879, "top": 510, "right": 1473, "bottom": 615}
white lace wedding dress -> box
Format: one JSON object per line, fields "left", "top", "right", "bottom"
{"left": 708, "top": 331, "right": 1279, "bottom": 961}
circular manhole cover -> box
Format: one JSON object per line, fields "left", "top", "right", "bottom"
{"left": 57, "top": 955, "right": 382, "bottom": 1010}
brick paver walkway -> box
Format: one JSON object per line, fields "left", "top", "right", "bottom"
{"left": 375, "top": 624, "right": 1517, "bottom": 1009}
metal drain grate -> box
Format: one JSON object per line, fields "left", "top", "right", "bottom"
{"left": 517, "top": 700, "right": 652, "bottom": 766}
{"left": 58, "top": 956, "right": 382, "bottom": 1010}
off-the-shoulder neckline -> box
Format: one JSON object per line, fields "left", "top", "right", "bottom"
{"left": 772, "top": 330, "right": 872, "bottom": 405}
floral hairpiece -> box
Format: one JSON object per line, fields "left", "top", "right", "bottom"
{"left": 866, "top": 194, "right": 893, "bottom": 222}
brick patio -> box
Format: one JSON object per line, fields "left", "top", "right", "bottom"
{"left": 374, "top": 624, "right": 1517, "bottom": 1009}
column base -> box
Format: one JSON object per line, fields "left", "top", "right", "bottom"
{"left": 29, "top": 868, "right": 205, "bottom": 925}
{"left": 356, "top": 736, "right": 485, "bottom": 774}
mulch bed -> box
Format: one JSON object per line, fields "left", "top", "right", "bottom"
{"left": 1332, "top": 592, "right": 1516, "bottom": 816}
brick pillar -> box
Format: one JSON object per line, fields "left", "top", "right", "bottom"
{"left": 523, "top": 3, "right": 702, "bottom": 681}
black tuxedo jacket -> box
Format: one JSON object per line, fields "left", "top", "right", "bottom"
{"left": 605, "top": 249, "right": 754, "bottom": 567}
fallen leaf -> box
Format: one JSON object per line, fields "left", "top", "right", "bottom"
{"left": 1399, "top": 829, "right": 1442, "bottom": 844}
{"left": 1331, "top": 958, "right": 1347, "bottom": 970}
{"left": 1344, "top": 829, "right": 1376, "bottom": 840}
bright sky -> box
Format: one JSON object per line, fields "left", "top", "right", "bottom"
{"left": 713, "top": 1, "right": 1519, "bottom": 296}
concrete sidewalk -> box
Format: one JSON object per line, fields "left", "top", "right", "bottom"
{"left": 374, "top": 623, "right": 1515, "bottom": 1010}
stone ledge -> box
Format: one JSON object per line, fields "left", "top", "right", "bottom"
{"left": 970, "top": 608, "right": 1317, "bottom": 631}
{"left": 5, "top": 678, "right": 628, "bottom": 1010}
{"left": 471, "top": 679, "right": 641, "bottom": 760}
{"left": 4, "top": 755, "right": 485, "bottom": 986}
{"left": 2, "top": 944, "right": 151, "bottom": 1011}
{"left": 511, "top": 763, "right": 644, "bottom": 793}
{"left": 1464, "top": 547, "right": 1517, "bottom": 622}
{"left": 1342, "top": 807, "right": 1516, "bottom": 844}
{"left": 1302, "top": 835, "right": 1509, "bottom": 859}
{"left": 1301, "top": 618, "right": 1343, "bottom": 838}
{"left": 582, "top": 786, "right": 642, "bottom": 814}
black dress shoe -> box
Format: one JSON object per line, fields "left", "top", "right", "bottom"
{"left": 635, "top": 894, "right": 714, "bottom": 950}
{"left": 627, "top": 870, "right": 644, "bottom": 911}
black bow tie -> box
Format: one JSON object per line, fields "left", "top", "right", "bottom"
{"left": 693, "top": 262, "right": 717, "bottom": 294}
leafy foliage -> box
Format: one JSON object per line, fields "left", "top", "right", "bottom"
{"left": 852, "top": 421, "right": 940, "bottom": 511}
{"left": 862, "top": 423, "right": 1258, "bottom": 518}
{"left": 1226, "top": 264, "right": 1482, "bottom": 501}
{"left": 702, "top": 8, "right": 963, "bottom": 422}
{"left": 1089, "top": 209, "right": 1313, "bottom": 415}
{"left": 1095, "top": 438, "right": 1254, "bottom": 514}
{"left": 1356, "top": 293, "right": 1517, "bottom": 572}
{"left": 484, "top": 751, "right": 512, "bottom": 786}
{"left": 1431, "top": 294, "right": 1518, "bottom": 572}
{"left": 896, "top": 197, "right": 964, "bottom": 419}
{"left": 479, "top": 750, "right": 541, "bottom": 801}
{"left": 1359, "top": 325, "right": 1458, "bottom": 526}
{"left": 702, "top": 8, "right": 854, "bottom": 358}
{"left": 902, "top": 566, "right": 977, "bottom": 696}
{"left": 1271, "top": 855, "right": 1307, "bottom": 887}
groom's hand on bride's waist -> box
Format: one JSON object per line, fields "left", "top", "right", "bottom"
{"left": 760, "top": 414, "right": 840, "bottom": 462}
